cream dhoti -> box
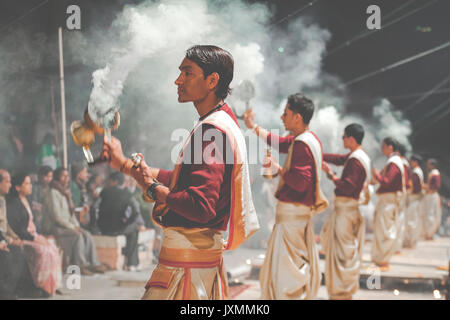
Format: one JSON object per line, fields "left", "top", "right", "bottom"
{"left": 142, "top": 227, "right": 227, "bottom": 300}
{"left": 422, "top": 192, "right": 442, "bottom": 238}
{"left": 371, "top": 192, "right": 403, "bottom": 264}
{"left": 320, "top": 197, "right": 365, "bottom": 299}
{"left": 259, "top": 201, "right": 320, "bottom": 300}
{"left": 394, "top": 195, "right": 407, "bottom": 251}
{"left": 403, "top": 193, "right": 423, "bottom": 248}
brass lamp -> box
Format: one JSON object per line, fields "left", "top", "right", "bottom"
{"left": 71, "top": 107, "right": 120, "bottom": 164}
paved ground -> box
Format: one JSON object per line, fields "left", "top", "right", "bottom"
{"left": 28, "top": 235, "right": 449, "bottom": 300}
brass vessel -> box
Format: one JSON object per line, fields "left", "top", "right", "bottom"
{"left": 70, "top": 107, "right": 120, "bottom": 164}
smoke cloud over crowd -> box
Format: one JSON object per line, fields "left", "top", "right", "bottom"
{"left": 0, "top": 0, "right": 414, "bottom": 240}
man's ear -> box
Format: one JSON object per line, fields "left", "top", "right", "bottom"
{"left": 207, "top": 72, "right": 220, "bottom": 91}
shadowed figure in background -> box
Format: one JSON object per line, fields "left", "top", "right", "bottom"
{"left": 96, "top": 172, "right": 145, "bottom": 271}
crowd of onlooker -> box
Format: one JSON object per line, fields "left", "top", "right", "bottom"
{"left": 0, "top": 162, "right": 155, "bottom": 299}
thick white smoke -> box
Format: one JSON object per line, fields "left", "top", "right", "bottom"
{"left": 0, "top": 0, "right": 415, "bottom": 242}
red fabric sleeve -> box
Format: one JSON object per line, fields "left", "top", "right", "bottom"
{"left": 412, "top": 173, "right": 421, "bottom": 194}
{"left": 323, "top": 153, "right": 350, "bottom": 166}
{"left": 429, "top": 175, "right": 441, "bottom": 191}
{"left": 157, "top": 169, "right": 173, "bottom": 187}
{"left": 164, "top": 127, "right": 227, "bottom": 224}
{"left": 375, "top": 163, "right": 400, "bottom": 188}
{"left": 279, "top": 141, "right": 314, "bottom": 193}
{"left": 333, "top": 158, "right": 366, "bottom": 195}
{"left": 266, "top": 132, "right": 294, "bottom": 154}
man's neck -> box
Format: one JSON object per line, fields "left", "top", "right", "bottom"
{"left": 349, "top": 144, "right": 361, "bottom": 152}
{"left": 291, "top": 125, "right": 308, "bottom": 137}
{"left": 194, "top": 94, "right": 223, "bottom": 117}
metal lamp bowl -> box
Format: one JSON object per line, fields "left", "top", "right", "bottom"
{"left": 70, "top": 120, "right": 95, "bottom": 147}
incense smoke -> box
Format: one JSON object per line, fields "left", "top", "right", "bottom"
{"left": 0, "top": 0, "right": 415, "bottom": 240}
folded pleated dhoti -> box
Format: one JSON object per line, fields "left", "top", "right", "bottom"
{"left": 422, "top": 192, "right": 442, "bottom": 239}
{"left": 371, "top": 192, "right": 403, "bottom": 265}
{"left": 259, "top": 200, "right": 320, "bottom": 300}
{"left": 403, "top": 193, "right": 423, "bottom": 248}
{"left": 141, "top": 227, "right": 227, "bottom": 300}
{"left": 320, "top": 196, "right": 365, "bottom": 299}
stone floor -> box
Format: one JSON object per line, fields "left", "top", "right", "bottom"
{"left": 28, "top": 235, "right": 449, "bottom": 300}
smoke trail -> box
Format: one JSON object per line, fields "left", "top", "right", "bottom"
{"left": 0, "top": 0, "right": 415, "bottom": 241}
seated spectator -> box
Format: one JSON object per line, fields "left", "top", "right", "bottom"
{"left": 97, "top": 172, "right": 145, "bottom": 271}
{"left": 87, "top": 173, "right": 104, "bottom": 206}
{"left": 30, "top": 165, "right": 53, "bottom": 234}
{"left": 6, "top": 172, "right": 62, "bottom": 297}
{"left": 42, "top": 167, "right": 106, "bottom": 275}
{"left": 86, "top": 173, "right": 104, "bottom": 235}
{"left": 70, "top": 162, "right": 90, "bottom": 226}
{"left": 0, "top": 169, "right": 37, "bottom": 299}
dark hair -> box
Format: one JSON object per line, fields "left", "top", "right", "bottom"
{"left": 382, "top": 137, "right": 398, "bottom": 151}
{"left": 87, "top": 173, "right": 98, "bottom": 187}
{"left": 53, "top": 167, "right": 68, "bottom": 182}
{"left": 185, "top": 45, "right": 234, "bottom": 100}
{"left": 38, "top": 165, "right": 53, "bottom": 178}
{"left": 71, "top": 162, "right": 87, "bottom": 180}
{"left": 286, "top": 93, "right": 315, "bottom": 124}
{"left": 9, "top": 172, "right": 29, "bottom": 199}
{"left": 109, "top": 172, "right": 124, "bottom": 185}
{"left": 428, "top": 158, "right": 437, "bottom": 167}
{"left": 397, "top": 143, "right": 407, "bottom": 156}
{"left": 410, "top": 154, "right": 423, "bottom": 164}
{"left": 344, "top": 123, "right": 364, "bottom": 145}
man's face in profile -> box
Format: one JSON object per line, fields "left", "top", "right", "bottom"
{"left": 175, "top": 58, "right": 210, "bottom": 103}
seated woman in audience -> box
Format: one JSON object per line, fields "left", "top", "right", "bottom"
{"left": 6, "top": 172, "right": 62, "bottom": 297}
{"left": 31, "top": 165, "right": 53, "bottom": 234}
{"left": 42, "top": 167, "right": 106, "bottom": 275}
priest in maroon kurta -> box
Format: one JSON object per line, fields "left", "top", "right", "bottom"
{"left": 404, "top": 155, "right": 424, "bottom": 248}
{"left": 101, "top": 45, "right": 259, "bottom": 300}
{"left": 320, "top": 123, "right": 370, "bottom": 300}
{"left": 243, "top": 93, "right": 328, "bottom": 300}
{"left": 370, "top": 138, "right": 404, "bottom": 268}
{"left": 423, "top": 159, "right": 442, "bottom": 239}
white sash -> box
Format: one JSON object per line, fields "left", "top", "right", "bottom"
{"left": 295, "top": 131, "right": 323, "bottom": 188}
{"left": 202, "top": 110, "right": 260, "bottom": 247}
{"left": 348, "top": 148, "right": 371, "bottom": 183}
{"left": 295, "top": 131, "right": 328, "bottom": 214}
{"left": 428, "top": 168, "right": 440, "bottom": 180}
{"left": 386, "top": 154, "right": 405, "bottom": 191}
{"left": 412, "top": 167, "right": 424, "bottom": 184}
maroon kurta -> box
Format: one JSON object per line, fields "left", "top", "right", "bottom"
{"left": 374, "top": 163, "right": 403, "bottom": 194}
{"left": 266, "top": 132, "right": 317, "bottom": 206}
{"left": 428, "top": 174, "right": 441, "bottom": 192}
{"left": 156, "top": 104, "right": 237, "bottom": 230}
{"left": 323, "top": 152, "right": 367, "bottom": 200}
{"left": 411, "top": 172, "right": 422, "bottom": 194}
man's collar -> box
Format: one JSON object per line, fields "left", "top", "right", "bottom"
{"left": 198, "top": 102, "right": 225, "bottom": 121}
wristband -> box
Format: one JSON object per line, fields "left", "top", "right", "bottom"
{"left": 145, "top": 180, "right": 162, "bottom": 202}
